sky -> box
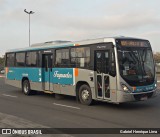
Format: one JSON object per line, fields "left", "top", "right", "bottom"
{"left": 0, "top": 0, "right": 160, "bottom": 57}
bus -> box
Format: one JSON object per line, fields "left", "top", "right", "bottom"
{"left": 5, "top": 37, "right": 158, "bottom": 105}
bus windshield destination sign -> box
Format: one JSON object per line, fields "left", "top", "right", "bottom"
{"left": 119, "top": 40, "right": 149, "bottom": 47}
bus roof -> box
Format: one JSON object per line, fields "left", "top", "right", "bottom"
{"left": 6, "top": 36, "right": 148, "bottom": 53}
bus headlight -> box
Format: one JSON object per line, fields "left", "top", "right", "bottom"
{"left": 155, "top": 83, "right": 157, "bottom": 88}
{"left": 121, "top": 84, "right": 130, "bottom": 93}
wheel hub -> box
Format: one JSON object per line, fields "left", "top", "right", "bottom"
{"left": 24, "top": 83, "right": 28, "bottom": 93}
{"left": 82, "top": 90, "right": 89, "bottom": 100}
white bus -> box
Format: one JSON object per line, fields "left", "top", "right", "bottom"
{"left": 5, "top": 37, "right": 158, "bottom": 105}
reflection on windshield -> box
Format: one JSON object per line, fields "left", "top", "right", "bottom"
{"left": 118, "top": 47, "right": 155, "bottom": 86}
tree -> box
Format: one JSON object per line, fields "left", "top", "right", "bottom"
{"left": 0, "top": 56, "right": 5, "bottom": 69}
{"left": 153, "top": 52, "right": 160, "bottom": 63}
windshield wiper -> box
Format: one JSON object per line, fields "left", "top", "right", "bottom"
{"left": 129, "top": 50, "right": 140, "bottom": 64}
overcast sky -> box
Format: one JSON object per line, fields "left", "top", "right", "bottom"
{"left": 0, "top": 0, "right": 160, "bottom": 56}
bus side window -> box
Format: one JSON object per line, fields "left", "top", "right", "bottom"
{"left": 6, "top": 53, "right": 15, "bottom": 67}
{"left": 15, "top": 52, "right": 25, "bottom": 67}
{"left": 70, "top": 47, "right": 90, "bottom": 68}
{"left": 55, "top": 48, "right": 70, "bottom": 67}
{"left": 26, "top": 52, "right": 37, "bottom": 67}
{"left": 55, "top": 50, "right": 61, "bottom": 67}
{"left": 61, "top": 49, "right": 69, "bottom": 67}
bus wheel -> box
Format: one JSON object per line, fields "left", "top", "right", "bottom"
{"left": 22, "top": 80, "right": 31, "bottom": 95}
{"left": 79, "top": 84, "right": 92, "bottom": 105}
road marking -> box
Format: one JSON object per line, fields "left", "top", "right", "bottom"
{"left": 157, "top": 81, "right": 160, "bottom": 83}
{"left": 2, "top": 94, "right": 17, "bottom": 98}
{"left": 53, "top": 103, "right": 80, "bottom": 110}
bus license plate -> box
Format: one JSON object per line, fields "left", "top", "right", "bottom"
{"left": 141, "top": 96, "right": 148, "bottom": 101}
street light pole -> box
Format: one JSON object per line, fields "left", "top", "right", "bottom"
{"left": 24, "top": 9, "right": 35, "bottom": 47}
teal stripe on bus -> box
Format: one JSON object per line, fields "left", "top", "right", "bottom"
{"left": 7, "top": 67, "right": 40, "bottom": 82}
{"left": 6, "top": 67, "right": 75, "bottom": 85}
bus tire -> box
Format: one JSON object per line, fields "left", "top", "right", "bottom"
{"left": 22, "top": 80, "right": 31, "bottom": 95}
{"left": 79, "top": 84, "right": 92, "bottom": 105}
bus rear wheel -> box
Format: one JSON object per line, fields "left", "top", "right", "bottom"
{"left": 22, "top": 80, "right": 31, "bottom": 95}
{"left": 79, "top": 84, "right": 92, "bottom": 105}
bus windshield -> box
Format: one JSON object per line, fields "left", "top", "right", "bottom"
{"left": 117, "top": 47, "right": 155, "bottom": 86}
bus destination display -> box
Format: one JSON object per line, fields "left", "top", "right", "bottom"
{"left": 118, "top": 40, "right": 149, "bottom": 47}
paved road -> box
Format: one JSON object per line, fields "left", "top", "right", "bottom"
{"left": 0, "top": 76, "right": 160, "bottom": 136}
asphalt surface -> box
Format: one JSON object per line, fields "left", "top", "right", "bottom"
{"left": 0, "top": 75, "right": 160, "bottom": 136}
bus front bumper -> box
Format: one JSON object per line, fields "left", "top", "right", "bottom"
{"left": 117, "top": 88, "right": 159, "bottom": 103}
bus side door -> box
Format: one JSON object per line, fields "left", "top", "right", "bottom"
{"left": 94, "top": 45, "right": 117, "bottom": 102}
{"left": 42, "top": 54, "right": 53, "bottom": 91}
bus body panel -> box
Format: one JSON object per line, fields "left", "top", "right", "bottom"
{"left": 5, "top": 79, "right": 21, "bottom": 89}
{"left": 5, "top": 67, "right": 95, "bottom": 97}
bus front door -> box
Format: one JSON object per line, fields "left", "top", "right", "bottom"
{"left": 42, "top": 54, "right": 53, "bottom": 91}
{"left": 95, "top": 50, "right": 111, "bottom": 100}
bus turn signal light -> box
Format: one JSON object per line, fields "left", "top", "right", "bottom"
{"left": 132, "top": 87, "right": 136, "bottom": 91}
